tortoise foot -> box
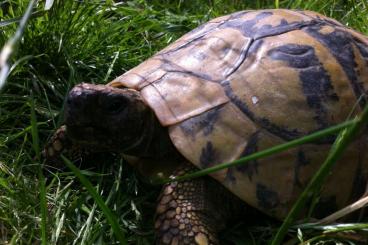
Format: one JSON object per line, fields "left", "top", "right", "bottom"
{"left": 155, "top": 166, "right": 221, "bottom": 245}
{"left": 43, "top": 125, "right": 69, "bottom": 162}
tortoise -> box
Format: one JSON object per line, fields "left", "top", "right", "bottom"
{"left": 44, "top": 9, "right": 368, "bottom": 244}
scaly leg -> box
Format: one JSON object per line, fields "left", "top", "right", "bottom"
{"left": 155, "top": 164, "right": 245, "bottom": 245}
{"left": 43, "top": 125, "right": 92, "bottom": 168}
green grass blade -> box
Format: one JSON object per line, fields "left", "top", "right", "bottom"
{"left": 0, "top": 11, "right": 45, "bottom": 27}
{"left": 271, "top": 104, "right": 368, "bottom": 245}
{"left": 38, "top": 169, "right": 47, "bottom": 245}
{"left": 103, "top": 51, "right": 119, "bottom": 83}
{"left": 61, "top": 155, "right": 127, "bottom": 245}
{"left": 318, "top": 195, "right": 368, "bottom": 224}
{"left": 322, "top": 223, "right": 368, "bottom": 233}
{"left": 169, "top": 119, "right": 356, "bottom": 182}
{"left": 30, "top": 92, "right": 47, "bottom": 244}
{"left": 30, "top": 92, "right": 40, "bottom": 159}
{"left": 293, "top": 223, "right": 368, "bottom": 244}
{"left": 0, "top": 176, "right": 11, "bottom": 192}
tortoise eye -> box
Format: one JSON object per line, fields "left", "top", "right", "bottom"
{"left": 105, "top": 98, "right": 126, "bottom": 114}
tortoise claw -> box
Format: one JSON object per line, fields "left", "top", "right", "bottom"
{"left": 43, "top": 125, "right": 70, "bottom": 163}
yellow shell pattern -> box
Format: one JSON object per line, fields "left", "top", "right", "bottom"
{"left": 110, "top": 9, "right": 368, "bottom": 219}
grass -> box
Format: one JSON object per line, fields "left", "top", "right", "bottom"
{"left": 1, "top": 0, "right": 368, "bottom": 244}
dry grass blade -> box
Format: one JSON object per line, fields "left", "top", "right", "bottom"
{"left": 0, "top": 0, "right": 37, "bottom": 90}
{"left": 318, "top": 195, "right": 368, "bottom": 225}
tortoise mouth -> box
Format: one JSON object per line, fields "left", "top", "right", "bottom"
{"left": 66, "top": 124, "right": 114, "bottom": 149}
{"left": 66, "top": 123, "right": 141, "bottom": 153}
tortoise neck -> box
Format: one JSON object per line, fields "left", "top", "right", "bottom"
{"left": 123, "top": 111, "right": 177, "bottom": 159}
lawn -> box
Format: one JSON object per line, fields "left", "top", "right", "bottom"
{"left": 1, "top": 0, "right": 368, "bottom": 244}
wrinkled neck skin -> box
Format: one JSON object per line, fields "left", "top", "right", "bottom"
{"left": 113, "top": 111, "right": 184, "bottom": 181}
{"left": 122, "top": 111, "right": 179, "bottom": 160}
{"left": 121, "top": 111, "right": 183, "bottom": 182}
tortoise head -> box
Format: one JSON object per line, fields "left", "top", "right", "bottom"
{"left": 64, "top": 83, "right": 153, "bottom": 153}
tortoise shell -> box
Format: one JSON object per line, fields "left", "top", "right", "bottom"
{"left": 110, "top": 9, "right": 368, "bottom": 219}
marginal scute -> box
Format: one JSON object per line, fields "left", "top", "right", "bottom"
{"left": 141, "top": 73, "right": 229, "bottom": 126}
{"left": 110, "top": 58, "right": 164, "bottom": 89}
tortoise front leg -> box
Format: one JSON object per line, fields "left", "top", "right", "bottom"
{"left": 43, "top": 125, "right": 88, "bottom": 167}
{"left": 43, "top": 125, "right": 78, "bottom": 171}
{"left": 43, "top": 125, "right": 70, "bottom": 162}
{"left": 155, "top": 164, "right": 244, "bottom": 245}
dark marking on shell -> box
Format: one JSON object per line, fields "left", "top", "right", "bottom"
{"left": 222, "top": 80, "right": 304, "bottom": 141}
{"left": 304, "top": 25, "right": 367, "bottom": 108}
{"left": 256, "top": 183, "right": 280, "bottom": 210}
{"left": 222, "top": 11, "right": 317, "bottom": 40}
{"left": 313, "top": 195, "right": 338, "bottom": 219}
{"left": 355, "top": 40, "right": 368, "bottom": 61}
{"left": 225, "top": 169, "right": 237, "bottom": 185}
{"left": 355, "top": 40, "right": 368, "bottom": 74}
{"left": 221, "top": 12, "right": 270, "bottom": 38}
{"left": 236, "top": 131, "right": 260, "bottom": 181}
{"left": 268, "top": 44, "right": 316, "bottom": 68}
{"left": 280, "top": 18, "right": 288, "bottom": 26}
{"left": 294, "top": 150, "right": 311, "bottom": 188}
{"left": 199, "top": 141, "right": 218, "bottom": 168}
{"left": 268, "top": 43, "right": 338, "bottom": 129}
{"left": 179, "top": 105, "right": 223, "bottom": 137}
{"left": 295, "top": 10, "right": 345, "bottom": 27}
{"left": 222, "top": 11, "right": 273, "bottom": 37}
{"left": 259, "top": 117, "right": 301, "bottom": 139}
{"left": 223, "top": 79, "right": 337, "bottom": 143}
